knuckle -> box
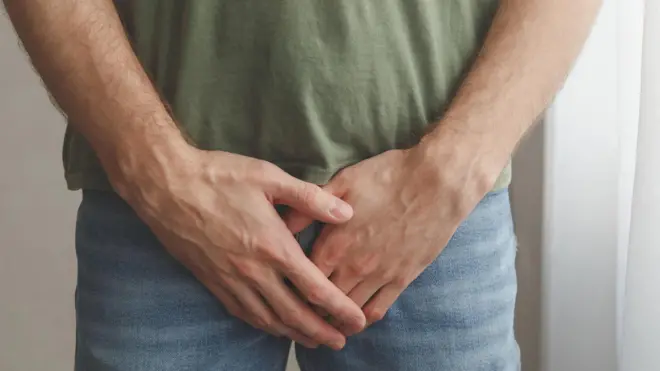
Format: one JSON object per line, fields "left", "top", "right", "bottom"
{"left": 295, "top": 183, "right": 320, "bottom": 205}
{"left": 232, "top": 259, "right": 262, "bottom": 282}
{"left": 392, "top": 275, "right": 410, "bottom": 289}
{"left": 280, "top": 312, "right": 302, "bottom": 328}
{"left": 346, "top": 262, "right": 371, "bottom": 278}
{"left": 239, "top": 231, "right": 262, "bottom": 254}
{"left": 243, "top": 161, "right": 275, "bottom": 185}
{"left": 251, "top": 160, "right": 279, "bottom": 178}
{"left": 243, "top": 233, "right": 279, "bottom": 259}
{"left": 253, "top": 315, "right": 275, "bottom": 330}
{"left": 378, "top": 267, "right": 399, "bottom": 282}
{"left": 249, "top": 236, "right": 269, "bottom": 254}
{"left": 318, "top": 235, "right": 351, "bottom": 265}
{"left": 255, "top": 236, "right": 287, "bottom": 263}
{"left": 306, "top": 287, "right": 330, "bottom": 306}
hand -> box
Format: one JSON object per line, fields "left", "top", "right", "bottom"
{"left": 285, "top": 143, "right": 495, "bottom": 327}
{"left": 115, "top": 147, "right": 366, "bottom": 349}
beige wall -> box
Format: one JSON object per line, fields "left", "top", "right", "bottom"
{"left": 0, "top": 10, "right": 541, "bottom": 371}
{"left": 0, "top": 10, "right": 79, "bottom": 371}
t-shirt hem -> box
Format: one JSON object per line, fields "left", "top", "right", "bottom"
{"left": 65, "top": 161, "right": 512, "bottom": 193}
{"left": 65, "top": 171, "right": 114, "bottom": 192}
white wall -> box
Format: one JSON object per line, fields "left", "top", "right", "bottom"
{"left": 616, "top": 0, "right": 644, "bottom": 366}
{"left": 540, "top": 0, "right": 641, "bottom": 369}
{"left": 621, "top": 2, "right": 660, "bottom": 369}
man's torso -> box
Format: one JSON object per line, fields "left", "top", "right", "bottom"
{"left": 63, "top": 0, "right": 507, "bottom": 190}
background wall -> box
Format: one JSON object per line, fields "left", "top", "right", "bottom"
{"left": 540, "top": 1, "right": 641, "bottom": 370}
{"left": 0, "top": 7, "right": 543, "bottom": 371}
{"left": 0, "top": 9, "right": 79, "bottom": 371}
{"left": 541, "top": 2, "right": 619, "bottom": 369}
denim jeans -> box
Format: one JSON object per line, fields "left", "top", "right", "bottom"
{"left": 74, "top": 189, "right": 520, "bottom": 371}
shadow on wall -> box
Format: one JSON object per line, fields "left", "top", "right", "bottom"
{"left": 510, "top": 122, "right": 544, "bottom": 371}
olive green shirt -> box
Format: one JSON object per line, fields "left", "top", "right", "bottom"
{"left": 63, "top": 0, "right": 511, "bottom": 191}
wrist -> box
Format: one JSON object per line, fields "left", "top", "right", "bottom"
{"left": 416, "top": 124, "right": 510, "bottom": 193}
{"left": 95, "top": 121, "right": 199, "bottom": 201}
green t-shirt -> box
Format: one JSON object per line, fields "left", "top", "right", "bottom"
{"left": 63, "top": 0, "right": 511, "bottom": 191}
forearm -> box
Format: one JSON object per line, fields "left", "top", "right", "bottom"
{"left": 3, "top": 0, "right": 190, "bottom": 194}
{"left": 423, "top": 0, "right": 602, "bottom": 182}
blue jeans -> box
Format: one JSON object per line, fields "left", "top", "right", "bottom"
{"left": 74, "top": 189, "right": 520, "bottom": 371}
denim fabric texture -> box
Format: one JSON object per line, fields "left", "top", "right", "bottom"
{"left": 74, "top": 189, "right": 519, "bottom": 371}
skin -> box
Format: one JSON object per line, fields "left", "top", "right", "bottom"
{"left": 3, "top": 0, "right": 365, "bottom": 349}
{"left": 285, "top": 0, "right": 603, "bottom": 326}
{"left": 4, "top": 0, "right": 602, "bottom": 349}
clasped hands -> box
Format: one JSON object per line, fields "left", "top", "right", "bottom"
{"left": 121, "top": 139, "right": 494, "bottom": 351}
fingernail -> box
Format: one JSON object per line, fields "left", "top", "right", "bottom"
{"left": 330, "top": 199, "right": 353, "bottom": 219}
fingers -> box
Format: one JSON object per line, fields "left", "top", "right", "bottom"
{"left": 276, "top": 244, "right": 367, "bottom": 336}
{"left": 362, "top": 282, "right": 406, "bottom": 325}
{"left": 206, "top": 281, "right": 274, "bottom": 331}
{"left": 270, "top": 172, "right": 352, "bottom": 227}
{"left": 329, "top": 270, "right": 361, "bottom": 297}
{"left": 222, "top": 276, "right": 318, "bottom": 347}
{"left": 256, "top": 272, "right": 348, "bottom": 350}
{"left": 347, "top": 277, "right": 383, "bottom": 308}
{"left": 324, "top": 271, "right": 366, "bottom": 336}
{"left": 221, "top": 277, "right": 280, "bottom": 333}
{"left": 306, "top": 226, "right": 361, "bottom": 334}
{"left": 309, "top": 227, "right": 351, "bottom": 277}
{"left": 327, "top": 276, "right": 392, "bottom": 335}
{"left": 279, "top": 327, "right": 319, "bottom": 349}
{"left": 284, "top": 211, "right": 315, "bottom": 235}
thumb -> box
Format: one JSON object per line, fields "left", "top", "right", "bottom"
{"left": 272, "top": 175, "right": 352, "bottom": 229}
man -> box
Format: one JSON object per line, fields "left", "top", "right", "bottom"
{"left": 4, "top": 0, "right": 600, "bottom": 370}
